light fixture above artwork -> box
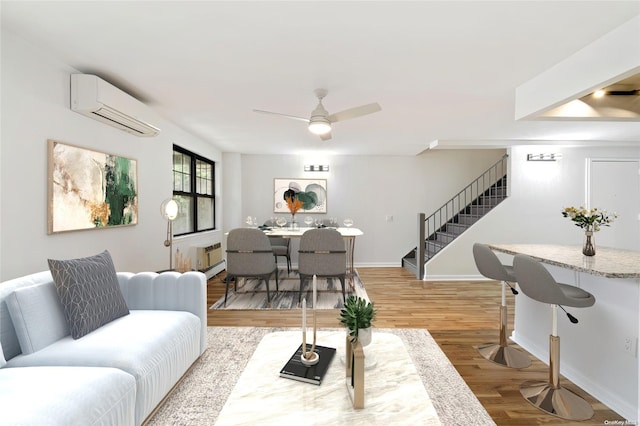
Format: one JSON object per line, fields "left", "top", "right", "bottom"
{"left": 304, "top": 165, "right": 330, "bottom": 172}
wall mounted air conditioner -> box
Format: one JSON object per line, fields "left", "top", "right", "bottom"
{"left": 70, "top": 74, "right": 161, "bottom": 137}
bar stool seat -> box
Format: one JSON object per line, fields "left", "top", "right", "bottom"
{"left": 472, "top": 243, "right": 531, "bottom": 369}
{"left": 513, "top": 254, "right": 595, "bottom": 421}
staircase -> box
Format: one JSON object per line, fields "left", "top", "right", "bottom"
{"left": 402, "top": 154, "right": 508, "bottom": 278}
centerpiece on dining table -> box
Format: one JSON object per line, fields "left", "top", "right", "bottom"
{"left": 285, "top": 194, "right": 303, "bottom": 229}
{"left": 561, "top": 206, "right": 617, "bottom": 256}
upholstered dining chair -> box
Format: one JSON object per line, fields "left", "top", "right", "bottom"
{"left": 472, "top": 243, "right": 531, "bottom": 369}
{"left": 513, "top": 254, "right": 596, "bottom": 420}
{"left": 225, "top": 228, "right": 279, "bottom": 306}
{"left": 269, "top": 237, "right": 291, "bottom": 274}
{"left": 298, "top": 228, "right": 347, "bottom": 306}
{"left": 262, "top": 220, "right": 292, "bottom": 274}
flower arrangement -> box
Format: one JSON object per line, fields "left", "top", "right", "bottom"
{"left": 285, "top": 195, "right": 303, "bottom": 216}
{"left": 561, "top": 206, "right": 617, "bottom": 232}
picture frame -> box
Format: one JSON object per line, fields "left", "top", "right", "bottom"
{"left": 274, "top": 178, "right": 327, "bottom": 214}
{"left": 47, "top": 139, "right": 138, "bottom": 234}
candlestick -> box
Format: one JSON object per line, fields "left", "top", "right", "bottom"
{"left": 300, "top": 294, "right": 319, "bottom": 366}
{"left": 302, "top": 297, "right": 306, "bottom": 331}
{"left": 302, "top": 297, "right": 307, "bottom": 357}
{"left": 313, "top": 275, "right": 317, "bottom": 308}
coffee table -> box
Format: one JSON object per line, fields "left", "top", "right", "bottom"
{"left": 215, "top": 330, "right": 440, "bottom": 425}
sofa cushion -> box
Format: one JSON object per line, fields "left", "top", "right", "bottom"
{"left": 5, "top": 310, "right": 201, "bottom": 425}
{"left": 48, "top": 250, "right": 129, "bottom": 339}
{"left": 6, "top": 281, "right": 69, "bottom": 354}
{"left": 0, "top": 366, "right": 136, "bottom": 425}
{"left": 0, "top": 340, "right": 5, "bottom": 368}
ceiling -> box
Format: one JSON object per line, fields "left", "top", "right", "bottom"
{"left": 3, "top": 1, "right": 640, "bottom": 156}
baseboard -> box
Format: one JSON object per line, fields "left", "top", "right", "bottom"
{"left": 353, "top": 262, "right": 402, "bottom": 268}
{"left": 423, "top": 274, "right": 487, "bottom": 282}
{"left": 280, "top": 262, "right": 403, "bottom": 269}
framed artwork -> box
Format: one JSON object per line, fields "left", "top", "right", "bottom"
{"left": 274, "top": 178, "right": 327, "bottom": 214}
{"left": 47, "top": 139, "right": 138, "bottom": 234}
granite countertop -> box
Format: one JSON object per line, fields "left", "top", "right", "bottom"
{"left": 488, "top": 244, "right": 640, "bottom": 279}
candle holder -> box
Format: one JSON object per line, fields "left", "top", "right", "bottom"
{"left": 301, "top": 275, "right": 320, "bottom": 366}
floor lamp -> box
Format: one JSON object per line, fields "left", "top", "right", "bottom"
{"left": 161, "top": 199, "right": 179, "bottom": 270}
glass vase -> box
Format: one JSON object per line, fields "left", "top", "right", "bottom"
{"left": 582, "top": 231, "right": 596, "bottom": 256}
{"left": 289, "top": 214, "right": 298, "bottom": 230}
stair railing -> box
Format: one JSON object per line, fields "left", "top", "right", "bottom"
{"left": 416, "top": 154, "right": 508, "bottom": 279}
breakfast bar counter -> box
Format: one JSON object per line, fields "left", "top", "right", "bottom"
{"left": 487, "top": 243, "right": 640, "bottom": 422}
{"left": 488, "top": 244, "right": 640, "bottom": 278}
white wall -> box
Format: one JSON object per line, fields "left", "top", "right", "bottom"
{"left": 236, "top": 150, "right": 506, "bottom": 267}
{"left": 0, "top": 29, "right": 222, "bottom": 280}
{"left": 427, "top": 144, "right": 640, "bottom": 279}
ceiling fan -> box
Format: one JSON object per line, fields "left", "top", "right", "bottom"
{"left": 253, "top": 89, "right": 381, "bottom": 140}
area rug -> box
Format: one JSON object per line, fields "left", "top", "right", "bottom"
{"left": 210, "top": 269, "right": 369, "bottom": 310}
{"left": 146, "top": 327, "right": 495, "bottom": 426}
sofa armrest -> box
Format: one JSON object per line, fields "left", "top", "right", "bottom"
{"left": 117, "top": 271, "right": 207, "bottom": 354}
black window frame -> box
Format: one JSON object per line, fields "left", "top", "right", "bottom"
{"left": 172, "top": 144, "right": 216, "bottom": 236}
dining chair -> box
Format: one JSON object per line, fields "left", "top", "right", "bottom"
{"left": 262, "top": 220, "right": 291, "bottom": 274}
{"left": 298, "top": 228, "right": 347, "bottom": 306}
{"left": 269, "top": 236, "right": 291, "bottom": 274}
{"left": 225, "top": 228, "right": 279, "bottom": 306}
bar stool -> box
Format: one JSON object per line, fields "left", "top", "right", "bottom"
{"left": 472, "top": 243, "right": 531, "bottom": 368}
{"left": 513, "top": 254, "right": 595, "bottom": 420}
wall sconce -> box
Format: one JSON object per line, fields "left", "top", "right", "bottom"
{"left": 527, "top": 153, "right": 562, "bottom": 162}
{"left": 304, "top": 165, "right": 329, "bottom": 172}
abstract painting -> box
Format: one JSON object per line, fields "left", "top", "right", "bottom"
{"left": 274, "top": 178, "right": 327, "bottom": 214}
{"left": 48, "top": 139, "right": 138, "bottom": 234}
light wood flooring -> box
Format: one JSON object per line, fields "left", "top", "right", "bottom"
{"left": 207, "top": 267, "right": 626, "bottom": 426}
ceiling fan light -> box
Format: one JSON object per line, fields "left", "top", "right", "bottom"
{"left": 308, "top": 120, "right": 331, "bottom": 135}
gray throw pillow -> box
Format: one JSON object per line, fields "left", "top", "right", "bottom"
{"left": 48, "top": 250, "right": 129, "bottom": 339}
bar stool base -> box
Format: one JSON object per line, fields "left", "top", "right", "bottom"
{"left": 477, "top": 343, "right": 532, "bottom": 369}
{"left": 520, "top": 380, "right": 594, "bottom": 420}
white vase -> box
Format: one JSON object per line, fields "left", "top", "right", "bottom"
{"left": 341, "top": 327, "right": 377, "bottom": 369}
{"left": 358, "top": 327, "right": 372, "bottom": 347}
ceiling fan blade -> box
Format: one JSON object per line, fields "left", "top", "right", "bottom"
{"left": 328, "top": 102, "right": 381, "bottom": 123}
{"left": 319, "top": 131, "right": 332, "bottom": 141}
{"left": 253, "top": 109, "right": 309, "bottom": 123}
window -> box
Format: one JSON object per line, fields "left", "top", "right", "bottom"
{"left": 172, "top": 145, "right": 215, "bottom": 235}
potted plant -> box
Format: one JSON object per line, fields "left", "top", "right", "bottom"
{"left": 339, "top": 296, "right": 376, "bottom": 344}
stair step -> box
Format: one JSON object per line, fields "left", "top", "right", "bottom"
{"left": 490, "top": 186, "right": 507, "bottom": 197}
{"left": 456, "top": 214, "right": 481, "bottom": 225}
{"left": 467, "top": 205, "right": 494, "bottom": 215}
{"left": 445, "top": 223, "right": 469, "bottom": 235}
{"left": 425, "top": 240, "right": 446, "bottom": 254}
{"left": 435, "top": 231, "right": 457, "bottom": 243}
{"left": 479, "top": 195, "right": 505, "bottom": 206}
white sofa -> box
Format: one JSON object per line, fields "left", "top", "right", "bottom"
{"left": 0, "top": 269, "right": 207, "bottom": 426}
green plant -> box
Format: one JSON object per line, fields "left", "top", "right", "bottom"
{"left": 339, "top": 296, "right": 376, "bottom": 342}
